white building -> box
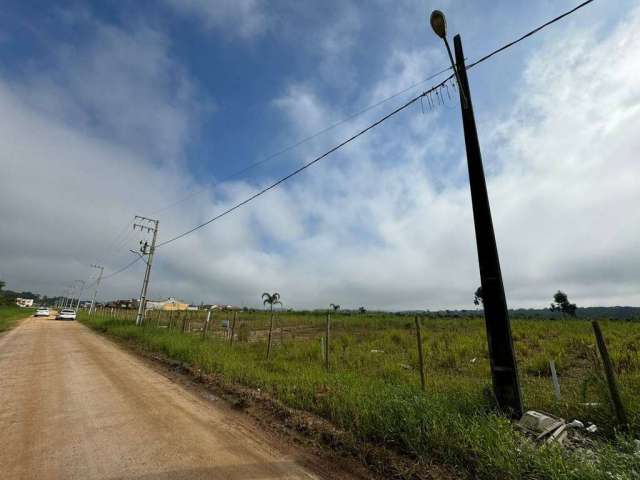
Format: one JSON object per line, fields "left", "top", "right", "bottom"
{"left": 16, "top": 298, "right": 34, "bottom": 307}
{"left": 145, "top": 297, "right": 188, "bottom": 311}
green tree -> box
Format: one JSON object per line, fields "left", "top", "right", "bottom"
{"left": 473, "top": 286, "right": 483, "bottom": 306}
{"left": 550, "top": 290, "right": 577, "bottom": 317}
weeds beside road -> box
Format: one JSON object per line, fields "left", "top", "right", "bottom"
{"left": 80, "top": 311, "right": 640, "bottom": 480}
{"left": 0, "top": 306, "right": 35, "bottom": 332}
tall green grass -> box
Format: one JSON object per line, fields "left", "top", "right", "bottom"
{"left": 81, "top": 311, "right": 640, "bottom": 479}
{"left": 0, "top": 305, "right": 34, "bottom": 332}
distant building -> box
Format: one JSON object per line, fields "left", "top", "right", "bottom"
{"left": 105, "top": 299, "right": 139, "bottom": 309}
{"left": 16, "top": 298, "right": 34, "bottom": 307}
{"left": 206, "top": 304, "right": 240, "bottom": 311}
{"left": 146, "top": 297, "right": 189, "bottom": 311}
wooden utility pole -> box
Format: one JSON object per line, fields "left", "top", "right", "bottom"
{"left": 592, "top": 321, "right": 628, "bottom": 430}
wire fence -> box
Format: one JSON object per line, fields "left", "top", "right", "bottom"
{"left": 86, "top": 306, "right": 638, "bottom": 437}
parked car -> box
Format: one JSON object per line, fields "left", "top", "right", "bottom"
{"left": 34, "top": 308, "right": 50, "bottom": 317}
{"left": 57, "top": 309, "right": 77, "bottom": 320}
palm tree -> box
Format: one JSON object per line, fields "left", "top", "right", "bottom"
{"left": 330, "top": 303, "right": 340, "bottom": 312}
{"left": 263, "top": 292, "right": 282, "bottom": 359}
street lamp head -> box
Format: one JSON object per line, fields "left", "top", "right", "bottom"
{"left": 430, "top": 10, "right": 447, "bottom": 39}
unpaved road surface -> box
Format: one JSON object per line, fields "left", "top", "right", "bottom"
{"left": 0, "top": 318, "right": 359, "bottom": 480}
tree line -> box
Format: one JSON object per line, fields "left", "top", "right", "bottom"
{"left": 474, "top": 286, "right": 578, "bottom": 317}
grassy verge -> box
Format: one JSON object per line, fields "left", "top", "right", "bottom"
{"left": 80, "top": 312, "right": 640, "bottom": 479}
{"left": 0, "top": 306, "right": 34, "bottom": 332}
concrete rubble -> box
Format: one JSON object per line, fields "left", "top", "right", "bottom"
{"left": 518, "top": 410, "right": 568, "bottom": 445}
{"left": 566, "top": 419, "right": 584, "bottom": 429}
{"left": 517, "top": 410, "right": 606, "bottom": 451}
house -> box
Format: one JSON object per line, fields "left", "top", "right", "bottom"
{"left": 16, "top": 298, "right": 34, "bottom": 307}
{"left": 146, "top": 297, "right": 189, "bottom": 311}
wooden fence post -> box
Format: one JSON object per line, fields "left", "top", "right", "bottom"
{"left": 415, "top": 316, "right": 426, "bottom": 391}
{"left": 592, "top": 321, "right": 628, "bottom": 430}
{"left": 230, "top": 311, "right": 237, "bottom": 345}
{"left": 325, "top": 313, "right": 331, "bottom": 370}
{"left": 202, "top": 311, "right": 211, "bottom": 339}
{"left": 549, "top": 359, "right": 561, "bottom": 401}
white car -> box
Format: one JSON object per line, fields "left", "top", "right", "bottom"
{"left": 57, "top": 309, "right": 77, "bottom": 320}
{"left": 34, "top": 308, "right": 50, "bottom": 317}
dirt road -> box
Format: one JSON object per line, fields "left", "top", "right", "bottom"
{"left": 0, "top": 318, "right": 359, "bottom": 480}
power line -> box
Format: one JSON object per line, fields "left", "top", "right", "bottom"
{"left": 154, "top": 0, "right": 594, "bottom": 249}
{"left": 466, "top": 0, "right": 595, "bottom": 70}
{"left": 88, "top": 217, "right": 155, "bottom": 285}
{"left": 150, "top": 65, "right": 454, "bottom": 216}
{"left": 84, "top": 67, "right": 456, "bottom": 279}
{"left": 151, "top": 0, "right": 595, "bottom": 218}
{"left": 96, "top": 225, "right": 137, "bottom": 266}
{"left": 156, "top": 75, "right": 454, "bottom": 248}
{"left": 101, "top": 256, "right": 143, "bottom": 281}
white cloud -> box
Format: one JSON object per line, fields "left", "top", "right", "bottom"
{"left": 13, "top": 22, "right": 204, "bottom": 164}
{"left": 2, "top": 3, "right": 640, "bottom": 312}
{"left": 162, "top": 0, "right": 271, "bottom": 39}
{"left": 249, "top": 4, "right": 640, "bottom": 309}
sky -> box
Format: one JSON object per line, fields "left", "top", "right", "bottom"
{"left": 1, "top": 0, "right": 639, "bottom": 310}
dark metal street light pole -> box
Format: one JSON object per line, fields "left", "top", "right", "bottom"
{"left": 430, "top": 10, "right": 523, "bottom": 418}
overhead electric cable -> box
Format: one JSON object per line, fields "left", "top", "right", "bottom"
{"left": 150, "top": 65, "right": 454, "bottom": 215}
{"left": 156, "top": 75, "right": 454, "bottom": 248}
{"left": 466, "top": 0, "right": 595, "bottom": 69}
{"left": 100, "top": 256, "right": 143, "bottom": 281}
{"left": 155, "top": 0, "right": 595, "bottom": 249}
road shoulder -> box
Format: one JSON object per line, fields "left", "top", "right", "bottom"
{"left": 83, "top": 321, "right": 462, "bottom": 480}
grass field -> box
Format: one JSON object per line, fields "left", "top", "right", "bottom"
{"left": 0, "top": 305, "right": 34, "bottom": 332}
{"left": 80, "top": 309, "right": 640, "bottom": 479}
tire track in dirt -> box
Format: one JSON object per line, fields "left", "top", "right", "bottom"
{"left": 0, "top": 318, "right": 363, "bottom": 480}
